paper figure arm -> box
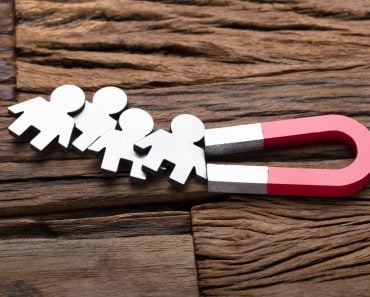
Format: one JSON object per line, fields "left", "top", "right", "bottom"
{"left": 8, "top": 97, "right": 45, "bottom": 115}
{"left": 134, "top": 130, "right": 166, "bottom": 153}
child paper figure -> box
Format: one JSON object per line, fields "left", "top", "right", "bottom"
{"left": 134, "top": 114, "right": 207, "bottom": 187}
{"left": 72, "top": 87, "right": 127, "bottom": 152}
{"left": 89, "top": 108, "right": 154, "bottom": 182}
{"left": 8, "top": 85, "right": 85, "bottom": 151}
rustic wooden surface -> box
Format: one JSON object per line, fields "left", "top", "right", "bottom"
{"left": 192, "top": 196, "right": 370, "bottom": 296}
{"left": 0, "top": 0, "right": 15, "bottom": 100}
{"left": 0, "top": 235, "right": 199, "bottom": 297}
{"left": 0, "top": 0, "right": 369, "bottom": 296}
{"left": 0, "top": 205, "right": 200, "bottom": 296}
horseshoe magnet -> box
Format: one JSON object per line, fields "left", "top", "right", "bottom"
{"left": 205, "top": 115, "right": 370, "bottom": 197}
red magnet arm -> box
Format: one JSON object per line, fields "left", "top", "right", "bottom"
{"left": 262, "top": 115, "right": 370, "bottom": 197}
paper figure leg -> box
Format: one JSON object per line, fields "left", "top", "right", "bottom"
{"left": 169, "top": 164, "right": 192, "bottom": 187}
{"left": 142, "top": 152, "right": 163, "bottom": 174}
{"left": 101, "top": 155, "right": 120, "bottom": 173}
{"left": 130, "top": 160, "right": 147, "bottom": 182}
{"left": 30, "top": 131, "right": 57, "bottom": 151}
{"left": 73, "top": 132, "right": 98, "bottom": 152}
{"left": 8, "top": 116, "right": 32, "bottom": 137}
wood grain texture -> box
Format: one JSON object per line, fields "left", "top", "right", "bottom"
{"left": 0, "top": 194, "right": 200, "bottom": 296}
{"left": 0, "top": 235, "right": 199, "bottom": 297}
{"left": 192, "top": 196, "right": 370, "bottom": 297}
{"left": 1, "top": 0, "right": 370, "bottom": 295}
{"left": 0, "top": 0, "right": 15, "bottom": 100}
{"left": 14, "top": 0, "right": 370, "bottom": 92}
{"left": 0, "top": 207, "right": 191, "bottom": 239}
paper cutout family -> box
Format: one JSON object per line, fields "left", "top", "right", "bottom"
{"left": 8, "top": 85, "right": 370, "bottom": 198}
{"left": 8, "top": 85, "right": 207, "bottom": 187}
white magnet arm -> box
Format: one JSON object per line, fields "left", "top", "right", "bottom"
{"left": 205, "top": 123, "right": 264, "bottom": 156}
{"left": 207, "top": 164, "right": 268, "bottom": 194}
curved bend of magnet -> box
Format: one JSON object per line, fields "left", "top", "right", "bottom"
{"left": 205, "top": 114, "right": 370, "bottom": 197}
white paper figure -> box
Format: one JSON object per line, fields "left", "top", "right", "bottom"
{"left": 72, "top": 87, "right": 128, "bottom": 152}
{"left": 89, "top": 108, "right": 154, "bottom": 182}
{"left": 135, "top": 114, "right": 207, "bottom": 187}
{"left": 8, "top": 85, "right": 85, "bottom": 151}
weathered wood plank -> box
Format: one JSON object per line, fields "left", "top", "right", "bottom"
{"left": 14, "top": 0, "right": 370, "bottom": 92}
{"left": 0, "top": 208, "right": 191, "bottom": 239}
{"left": 0, "top": 193, "right": 199, "bottom": 296}
{"left": 0, "top": 235, "right": 199, "bottom": 297}
{"left": 191, "top": 197, "right": 370, "bottom": 296}
{"left": 0, "top": 175, "right": 213, "bottom": 216}
{"left": 0, "top": 0, "right": 15, "bottom": 101}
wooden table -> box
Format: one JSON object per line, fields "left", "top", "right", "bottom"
{"left": 1, "top": 0, "right": 369, "bottom": 296}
